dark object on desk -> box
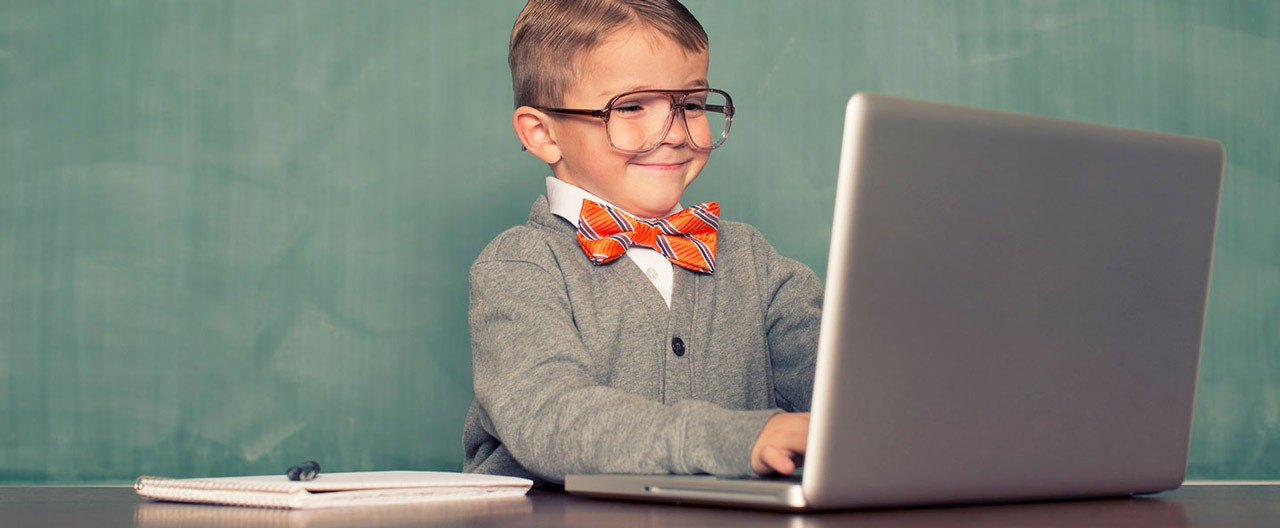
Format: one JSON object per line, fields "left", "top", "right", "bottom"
{"left": 288, "top": 461, "right": 321, "bottom": 481}
{"left": 568, "top": 92, "right": 1225, "bottom": 510}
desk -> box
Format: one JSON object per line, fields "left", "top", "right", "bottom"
{"left": 2, "top": 484, "right": 1277, "bottom": 527}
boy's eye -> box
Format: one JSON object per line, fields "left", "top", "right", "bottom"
{"left": 614, "top": 104, "right": 645, "bottom": 114}
{"left": 683, "top": 102, "right": 707, "bottom": 112}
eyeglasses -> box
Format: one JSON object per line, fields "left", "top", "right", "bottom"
{"left": 534, "top": 88, "right": 734, "bottom": 154}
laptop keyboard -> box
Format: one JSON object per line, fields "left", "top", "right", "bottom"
{"left": 717, "top": 470, "right": 803, "bottom": 483}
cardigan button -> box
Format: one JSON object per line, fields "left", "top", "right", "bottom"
{"left": 672, "top": 337, "right": 686, "bottom": 357}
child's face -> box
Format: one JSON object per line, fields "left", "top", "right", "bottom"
{"left": 549, "top": 27, "right": 711, "bottom": 218}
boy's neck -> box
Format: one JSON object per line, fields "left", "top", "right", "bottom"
{"left": 545, "top": 177, "right": 683, "bottom": 222}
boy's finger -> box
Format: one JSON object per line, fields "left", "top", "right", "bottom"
{"left": 763, "top": 446, "right": 796, "bottom": 475}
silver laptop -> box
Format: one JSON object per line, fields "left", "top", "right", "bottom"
{"left": 566, "top": 92, "right": 1225, "bottom": 510}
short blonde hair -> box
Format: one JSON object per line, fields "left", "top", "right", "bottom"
{"left": 509, "top": 0, "right": 708, "bottom": 108}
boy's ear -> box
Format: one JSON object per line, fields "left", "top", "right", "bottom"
{"left": 513, "top": 107, "right": 561, "bottom": 164}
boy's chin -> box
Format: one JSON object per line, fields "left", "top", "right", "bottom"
{"left": 627, "top": 199, "right": 683, "bottom": 219}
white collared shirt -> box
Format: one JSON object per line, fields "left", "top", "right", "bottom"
{"left": 545, "top": 177, "right": 677, "bottom": 308}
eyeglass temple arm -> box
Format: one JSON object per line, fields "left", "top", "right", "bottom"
{"left": 704, "top": 104, "right": 733, "bottom": 116}
{"left": 534, "top": 107, "right": 607, "bottom": 118}
{"left": 519, "top": 107, "right": 609, "bottom": 151}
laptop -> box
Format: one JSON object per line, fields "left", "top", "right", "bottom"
{"left": 565, "top": 92, "right": 1225, "bottom": 510}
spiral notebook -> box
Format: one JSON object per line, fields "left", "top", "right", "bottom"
{"left": 134, "top": 471, "right": 533, "bottom": 510}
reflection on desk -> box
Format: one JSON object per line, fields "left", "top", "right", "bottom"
{"left": 134, "top": 495, "right": 532, "bottom": 527}
{"left": 549, "top": 492, "right": 1186, "bottom": 528}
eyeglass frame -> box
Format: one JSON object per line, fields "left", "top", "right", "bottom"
{"left": 531, "top": 88, "right": 735, "bottom": 154}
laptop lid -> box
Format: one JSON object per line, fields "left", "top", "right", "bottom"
{"left": 803, "top": 93, "right": 1224, "bottom": 508}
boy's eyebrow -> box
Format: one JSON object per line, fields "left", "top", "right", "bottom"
{"left": 600, "top": 79, "right": 709, "bottom": 99}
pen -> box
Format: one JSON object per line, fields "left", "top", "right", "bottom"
{"left": 287, "top": 461, "right": 321, "bottom": 481}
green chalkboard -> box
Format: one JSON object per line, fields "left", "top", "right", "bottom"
{"left": 2, "top": 0, "right": 1277, "bottom": 483}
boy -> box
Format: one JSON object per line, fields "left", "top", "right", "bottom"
{"left": 463, "top": 0, "right": 821, "bottom": 485}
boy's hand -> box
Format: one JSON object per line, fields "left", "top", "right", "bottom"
{"left": 750, "top": 412, "right": 810, "bottom": 476}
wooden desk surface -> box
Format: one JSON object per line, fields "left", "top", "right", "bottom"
{"left": 2, "top": 484, "right": 1278, "bottom": 527}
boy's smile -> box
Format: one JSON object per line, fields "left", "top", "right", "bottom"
{"left": 539, "top": 26, "right": 712, "bottom": 219}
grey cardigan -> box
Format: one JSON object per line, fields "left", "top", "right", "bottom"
{"left": 462, "top": 197, "right": 822, "bottom": 484}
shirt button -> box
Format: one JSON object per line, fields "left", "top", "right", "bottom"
{"left": 646, "top": 268, "right": 658, "bottom": 280}
{"left": 672, "top": 337, "right": 686, "bottom": 357}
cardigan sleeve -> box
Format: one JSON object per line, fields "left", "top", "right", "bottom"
{"left": 467, "top": 232, "right": 778, "bottom": 483}
{"left": 755, "top": 229, "right": 824, "bottom": 413}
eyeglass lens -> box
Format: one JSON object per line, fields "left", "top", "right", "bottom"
{"left": 606, "top": 90, "right": 730, "bottom": 153}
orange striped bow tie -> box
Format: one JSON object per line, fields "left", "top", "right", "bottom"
{"left": 576, "top": 199, "right": 719, "bottom": 274}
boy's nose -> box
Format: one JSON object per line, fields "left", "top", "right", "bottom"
{"left": 660, "top": 109, "right": 691, "bottom": 148}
